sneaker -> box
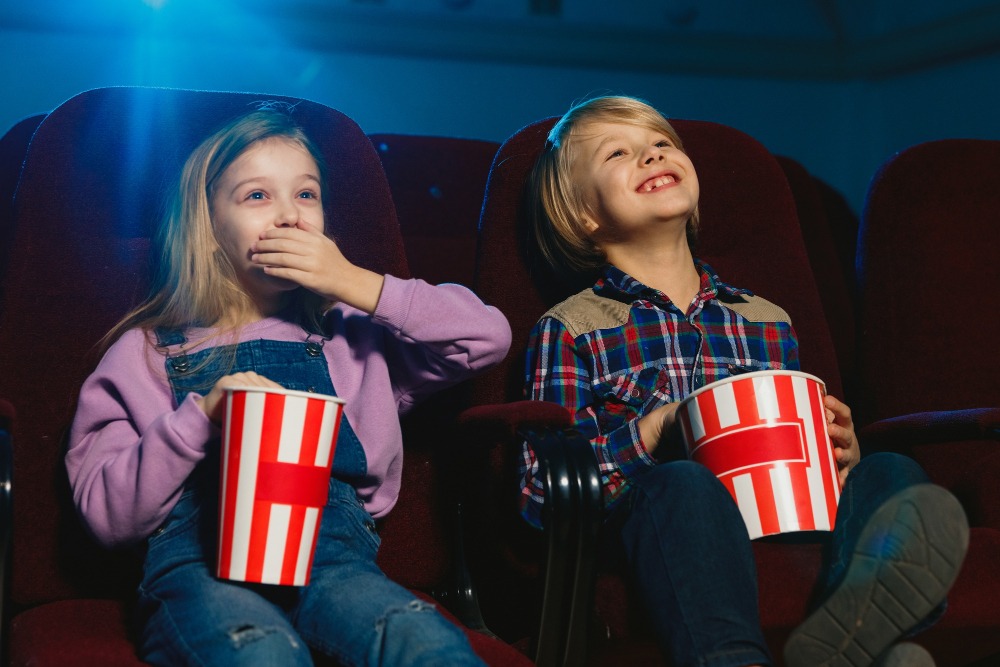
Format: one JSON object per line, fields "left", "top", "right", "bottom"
{"left": 783, "top": 484, "right": 969, "bottom": 667}
{"left": 872, "top": 642, "right": 935, "bottom": 667}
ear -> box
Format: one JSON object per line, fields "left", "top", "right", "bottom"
{"left": 577, "top": 201, "right": 601, "bottom": 235}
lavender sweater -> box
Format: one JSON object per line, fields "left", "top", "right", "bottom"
{"left": 66, "top": 276, "right": 511, "bottom": 548}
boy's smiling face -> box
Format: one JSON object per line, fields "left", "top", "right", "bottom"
{"left": 570, "top": 121, "right": 699, "bottom": 244}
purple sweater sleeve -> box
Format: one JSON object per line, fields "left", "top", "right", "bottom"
{"left": 371, "top": 275, "right": 512, "bottom": 412}
{"left": 65, "top": 329, "right": 217, "bottom": 547}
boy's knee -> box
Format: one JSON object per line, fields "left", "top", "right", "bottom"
{"left": 851, "top": 452, "right": 930, "bottom": 487}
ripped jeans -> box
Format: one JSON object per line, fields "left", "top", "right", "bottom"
{"left": 137, "top": 474, "right": 484, "bottom": 667}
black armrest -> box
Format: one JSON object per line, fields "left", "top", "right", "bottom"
{"left": 519, "top": 425, "right": 601, "bottom": 667}
{"left": 431, "top": 400, "right": 573, "bottom": 634}
{"left": 454, "top": 402, "right": 602, "bottom": 666}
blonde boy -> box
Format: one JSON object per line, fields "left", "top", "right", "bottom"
{"left": 521, "top": 96, "right": 967, "bottom": 667}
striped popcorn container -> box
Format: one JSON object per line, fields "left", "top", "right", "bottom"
{"left": 217, "top": 387, "right": 344, "bottom": 586}
{"left": 676, "top": 370, "right": 841, "bottom": 539}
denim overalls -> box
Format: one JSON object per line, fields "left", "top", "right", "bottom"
{"left": 135, "top": 328, "right": 484, "bottom": 667}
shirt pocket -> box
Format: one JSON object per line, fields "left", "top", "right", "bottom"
{"left": 705, "top": 357, "right": 783, "bottom": 386}
{"left": 596, "top": 366, "right": 671, "bottom": 433}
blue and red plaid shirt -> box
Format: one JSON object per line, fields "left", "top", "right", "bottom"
{"left": 520, "top": 261, "right": 799, "bottom": 528}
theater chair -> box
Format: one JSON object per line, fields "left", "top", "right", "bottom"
{"left": 0, "top": 86, "right": 530, "bottom": 666}
{"left": 0, "top": 113, "right": 46, "bottom": 314}
{"left": 776, "top": 155, "right": 858, "bottom": 404}
{"left": 855, "top": 138, "right": 1000, "bottom": 665}
{"left": 370, "top": 133, "right": 500, "bottom": 287}
{"left": 462, "top": 117, "right": 998, "bottom": 666}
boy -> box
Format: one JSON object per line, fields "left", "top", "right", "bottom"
{"left": 520, "top": 95, "right": 967, "bottom": 667}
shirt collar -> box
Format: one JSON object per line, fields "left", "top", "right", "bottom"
{"left": 595, "top": 260, "right": 752, "bottom": 308}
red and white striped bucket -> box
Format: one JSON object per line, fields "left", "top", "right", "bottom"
{"left": 676, "top": 370, "right": 840, "bottom": 539}
{"left": 217, "top": 387, "right": 344, "bottom": 586}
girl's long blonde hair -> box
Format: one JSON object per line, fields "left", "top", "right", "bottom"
{"left": 528, "top": 95, "right": 700, "bottom": 278}
{"left": 101, "top": 108, "right": 330, "bottom": 356}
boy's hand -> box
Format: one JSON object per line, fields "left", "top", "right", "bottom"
{"left": 639, "top": 402, "right": 683, "bottom": 459}
{"left": 197, "top": 371, "right": 283, "bottom": 426}
{"left": 251, "top": 220, "right": 384, "bottom": 314}
{"left": 825, "top": 394, "right": 860, "bottom": 486}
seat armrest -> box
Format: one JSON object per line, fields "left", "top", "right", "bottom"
{"left": 519, "top": 426, "right": 601, "bottom": 667}
{"left": 457, "top": 400, "right": 572, "bottom": 442}
{"left": 456, "top": 402, "right": 602, "bottom": 666}
{"left": 859, "top": 407, "right": 1000, "bottom": 451}
{"left": 458, "top": 400, "right": 603, "bottom": 667}
{"left": 431, "top": 400, "right": 571, "bottom": 635}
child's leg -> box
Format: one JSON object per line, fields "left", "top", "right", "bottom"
{"left": 784, "top": 452, "right": 969, "bottom": 667}
{"left": 824, "top": 452, "right": 933, "bottom": 592}
{"left": 137, "top": 490, "right": 313, "bottom": 667}
{"left": 614, "top": 460, "right": 773, "bottom": 667}
{"left": 292, "top": 479, "right": 485, "bottom": 667}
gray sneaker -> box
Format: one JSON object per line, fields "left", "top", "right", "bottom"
{"left": 783, "top": 484, "right": 968, "bottom": 667}
{"left": 872, "top": 642, "right": 935, "bottom": 667}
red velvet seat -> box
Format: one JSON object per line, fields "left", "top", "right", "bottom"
{"left": 0, "top": 87, "right": 530, "bottom": 667}
{"left": 466, "top": 117, "right": 1000, "bottom": 665}
{"left": 776, "top": 155, "right": 858, "bottom": 403}
{"left": 855, "top": 138, "right": 1000, "bottom": 665}
{"left": 0, "top": 113, "right": 46, "bottom": 315}
{"left": 370, "top": 133, "right": 500, "bottom": 288}
{"left": 367, "top": 133, "right": 510, "bottom": 630}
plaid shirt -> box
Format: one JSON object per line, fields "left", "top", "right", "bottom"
{"left": 520, "top": 261, "right": 799, "bottom": 528}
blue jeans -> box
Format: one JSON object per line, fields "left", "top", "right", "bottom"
{"left": 136, "top": 471, "right": 484, "bottom": 667}
{"left": 608, "top": 452, "right": 931, "bottom": 667}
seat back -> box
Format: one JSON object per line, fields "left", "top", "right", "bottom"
{"left": 857, "top": 138, "right": 1000, "bottom": 424}
{"left": 370, "top": 133, "right": 499, "bottom": 287}
{"left": 0, "top": 113, "right": 46, "bottom": 313}
{"left": 777, "top": 155, "right": 857, "bottom": 401}
{"left": 0, "top": 87, "right": 410, "bottom": 609}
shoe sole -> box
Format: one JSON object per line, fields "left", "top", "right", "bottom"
{"left": 784, "top": 484, "right": 969, "bottom": 667}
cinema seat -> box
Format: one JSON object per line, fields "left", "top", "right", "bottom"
{"left": 855, "top": 138, "right": 1000, "bottom": 666}
{"left": 0, "top": 86, "right": 530, "bottom": 667}
{"left": 462, "top": 117, "right": 1000, "bottom": 665}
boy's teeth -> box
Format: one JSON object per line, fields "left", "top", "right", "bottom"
{"left": 642, "top": 175, "right": 675, "bottom": 192}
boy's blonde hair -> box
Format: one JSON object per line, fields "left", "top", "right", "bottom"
{"left": 528, "top": 95, "right": 699, "bottom": 276}
{"left": 102, "top": 108, "right": 330, "bottom": 354}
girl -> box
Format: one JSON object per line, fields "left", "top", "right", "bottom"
{"left": 521, "top": 95, "right": 967, "bottom": 667}
{"left": 66, "top": 108, "right": 511, "bottom": 666}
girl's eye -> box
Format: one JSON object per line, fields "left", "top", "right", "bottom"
{"left": 298, "top": 191, "right": 318, "bottom": 200}
{"left": 656, "top": 140, "right": 672, "bottom": 148}
{"left": 247, "top": 191, "right": 266, "bottom": 200}
{"left": 606, "top": 149, "right": 626, "bottom": 161}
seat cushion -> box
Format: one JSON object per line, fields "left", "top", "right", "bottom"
{"left": 9, "top": 593, "right": 534, "bottom": 667}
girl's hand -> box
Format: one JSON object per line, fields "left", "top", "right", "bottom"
{"left": 825, "top": 394, "right": 861, "bottom": 485}
{"left": 250, "top": 220, "right": 385, "bottom": 314}
{"left": 196, "top": 371, "right": 283, "bottom": 426}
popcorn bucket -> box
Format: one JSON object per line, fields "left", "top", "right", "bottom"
{"left": 217, "top": 387, "right": 344, "bottom": 585}
{"left": 676, "top": 370, "right": 841, "bottom": 539}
